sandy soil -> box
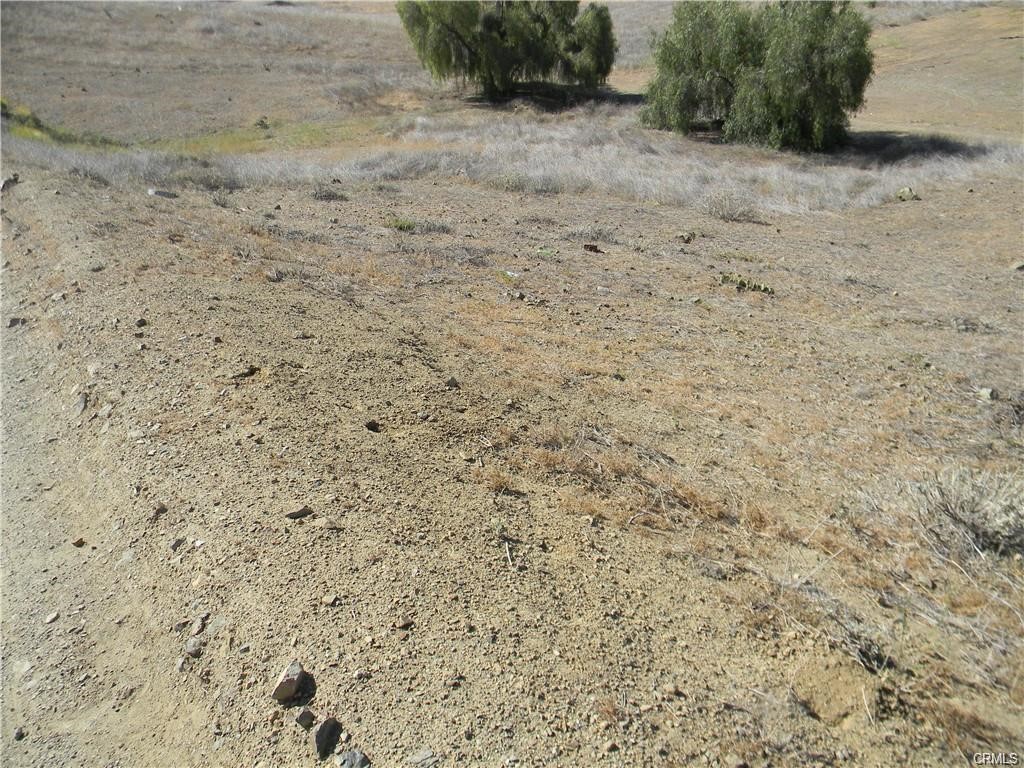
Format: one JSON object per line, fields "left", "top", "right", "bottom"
{"left": 2, "top": 3, "right": 1022, "bottom": 767}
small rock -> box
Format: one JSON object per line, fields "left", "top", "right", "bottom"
{"left": 315, "top": 517, "right": 344, "bottom": 531}
{"left": 977, "top": 387, "right": 998, "bottom": 401}
{"left": 169, "top": 537, "right": 186, "bottom": 552}
{"left": 394, "top": 615, "right": 414, "bottom": 630}
{"left": 271, "top": 660, "right": 308, "bottom": 702}
{"left": 583, "top": 243, "right": 604, "bottom": 253}
{"left": 7, "top": 317, "right": 26, "bottom": 328}
{"left": 336, "top": 750, "right": 371, "bottom": 768}
{"left": 71, "top": 537, "right": 86, "bottom": 548}
{"left": 365, "top": 419, "right": 380, "bottom": 433}
{"left": 13, "top": 726, "right": 26, "bottom": 741}
{"left": 295, "top": 707, "right": 316, "bottom": 730}
{"left": 321, "top": 594, "right": 340, "bottom": 607}
{"left": 135, "top": 318, "right": 147, "bottom": 328}
{"left": 184, "top": 637, "right": 204, "bottom": 658}
{"left": 231, "top": 364, "right": 260, "bottom": 379}
{"left": 1014, "top": 261, "right": 1024, "bottom": 272}
{"left": 603, "top": 740, "right": 619, "bottom": 753}
{"left": 147, "top": 188, "right": 178, "bottom": 199}
{"left": 285, "top": 504, "right": 314, "bottom": 521}
{"left": 175, "top": 656, "right": 187, "bottom": 672}
{"left": 73, "top": 393, "right": 88, "bottom": 416}
{"left": 896, "top": 186, "right": 921, "bottom": 202}
{"left": 659, "top": 681, "right": 682, "bottom": 698}
{"left": 677, "top": 231, "right": 695, "bottom": 243}
{"left": 444, "top": 376, "right": 460, "bottom": 390}
{"left": 265, "top": 269, "right": 283, "bottom": 283}
{"left": 44, "top": 612, "right": 59, "bottom": 624}
{"left": 190, "top": 613, "right": 209, "bottom": 636}
{"left": 312, "top": 717, "right": 342, "bottom": 760}
{"left": 407, "top": 748, "right": 440, "bottom": 767}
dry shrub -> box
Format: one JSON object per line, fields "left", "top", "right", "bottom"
{"left": 478, "top": 466, "right": 516, "bottom": 495}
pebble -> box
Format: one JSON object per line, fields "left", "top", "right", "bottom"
{"left": 321, "top": 594, "right": 340, "bottom": 607}
{"left": 336, "top": 750, "right": 371, "bottom": 768}
{"left": 13, "top": 727, "right": 26, "bottom": 741}
{"left": 394, "top": 615, "right": 414, "bottom": 630}
{"left": 445, "top": 376, "right": 460, "bottom": 390}
{"left": 190, "top": 613, "right": 209, "bottom": 636}
{"left": 135, "top": 318, "right": 147, "bottom": 328}
{"left": 285, "top": 504, "right": 314, "bottom": 520}
{"left": 184, "top": 637, "right": 204, "bottom": 658}
{"left": 71, "top": 537, "right": 86, "bottom": 548}
{"left": 407, "top": 748, "right": 440, "bottom": 767}
{"left": 44, "top": 612, "right": 59, "bottom": 624}
{"left": 295, "top": 707, "right": 316, "bottom": 731}
{"left": 271, "top": 660, "right": 307, "bottom": 702}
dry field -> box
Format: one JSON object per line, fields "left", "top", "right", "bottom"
{"left": 1, "top": 2, "right": 1022, "bottom": 767}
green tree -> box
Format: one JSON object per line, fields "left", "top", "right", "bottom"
{"left": 397, "top": 1, "right": 617, "bottom": 99}
{"left": 642, "top": 1, "right": 873, "bottom": 151}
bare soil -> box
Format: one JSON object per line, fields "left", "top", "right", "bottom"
{"left": 2, "top": 3, "right": 1022, "bottom": 767}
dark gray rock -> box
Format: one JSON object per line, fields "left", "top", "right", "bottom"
{"left": 295, "top": 707, "right": 316, "bottom": 730}
{"left": 312, "top": 717, "right": 342, "bottom": 760}
{"left": 285, "top": 504, "right": 314, "bottom": 520}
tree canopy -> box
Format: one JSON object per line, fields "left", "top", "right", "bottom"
{"left": 397, "top": 1, "right": 617, "bottom": 99}
{"left": 642, "top": 2, "right": 874, "bottom": 151}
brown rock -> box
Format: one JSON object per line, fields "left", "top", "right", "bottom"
{"left": 271, "top": 660, "right": 307, "bottom": 702}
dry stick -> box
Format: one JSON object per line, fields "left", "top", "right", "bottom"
{"left": 861, "top": 685, "right": 875, "bottom": 726}
{"left": 505, "top": 541, "right": 513, "bottom": 567}
{"left": 627, "top": 510, "right": 657, "bottom": 525}
{"left": 787, "top": 547, "right": 847, "bottom": 591}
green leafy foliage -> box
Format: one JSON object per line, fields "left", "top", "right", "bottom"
{"left": 642, "top": 2, "right": 873, "bottom": 151}
{"left": 397, "top": 1, "right": 617, "bottom": 98}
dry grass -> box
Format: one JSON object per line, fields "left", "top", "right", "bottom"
{"left": 841, "top": 469, "right": 1024, "bottom": 704}
{"left": 9, "top": 102, "right": 1020, "bottom": 221}
{"left": 862, "top": 1, "right": 991, "bottom": 29}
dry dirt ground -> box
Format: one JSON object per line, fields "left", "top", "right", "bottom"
{"left": 1, "top": 3, "right": 1023, "bottom": 767}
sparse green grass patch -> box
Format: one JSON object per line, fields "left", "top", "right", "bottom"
{"left": 1, "top": 98, "right": 121, "bottom": 148}
{"left": 720, "top": 273, "right": 774, "bottom": 294}
{"left": 387, "top": 216, "right": 450, "bottom": 234}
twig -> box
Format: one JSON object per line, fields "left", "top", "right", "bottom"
{"left": 861, "top": 685, "right": 875, "bottom": 726}
{"left": 505, "top": 541, "right": 513, "bottom": 567}
{"left": 628, "top": 510, "right": 657, "bottom": 525}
